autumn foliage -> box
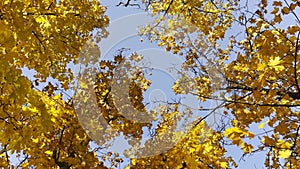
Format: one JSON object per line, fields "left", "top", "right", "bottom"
{"left": 1, "top": 0, "right": 300, "bottom": 168}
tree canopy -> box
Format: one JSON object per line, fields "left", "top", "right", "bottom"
{"left": 1, "top": 0, "right": 300, "bottom": 168}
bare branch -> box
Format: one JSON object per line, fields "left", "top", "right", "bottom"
{"left": 117, "top": 0, "right": 141, "bottom": 8}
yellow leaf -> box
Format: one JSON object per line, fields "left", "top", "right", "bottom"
{"left": 51, "top": 117, "right": 56, "bottom": 123}
{"left": 3, "top": 0, "right": 10, "bottom": 5}
{"left": 101, "top": 89, "right": 110, "bottom": 96}
{"left": 131, "top": 159, "right": 136, "bottom": 165}
{"left": 276, "top": 140, "right": 292, "bottom": 149}
{"left": 32, "top": 138, "right": 39, "bottom": 143}
{"left": 268, "top": 56, "right": 281, "bottom": 66}
{"left": 45, "top": 150, "right": 53, "bottom": 156}
{"left": 35, "top": 16, "right": 46, "bottom": 24}
{"left": 258, "top": 120, "right": 269, "bottom": 129}
{"left": 189, "top": 147, "right": 196, "bottom": 153}
{"left": 268, "top": 56, "right": 284, "bottom": 72}
{"left": 79, "top": 81, "right": 89, "bottom": 89}
{"left": 220, "top": 162, "right": 228, "bottom": 168}
{"left": 278, "top": 149, "right": 291, "bottom": 158}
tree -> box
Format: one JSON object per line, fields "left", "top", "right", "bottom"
{"left": 133, "top": 0, "right": 300, "bottom": 168}
{"left": 0, "top": 0, "right": 110, "bottom": 168}
{"left": 1, "top": 0, "right": 300, "bottom": 169}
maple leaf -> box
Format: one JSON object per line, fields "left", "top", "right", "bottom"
{"left": 268, "top": 56, "right": 284, "bottom": 72}
{"left": 2, "top": 0, "right": 300, "bottom": 168}
{"left": 278, "top": 149, "right": 292, "bottom": 158}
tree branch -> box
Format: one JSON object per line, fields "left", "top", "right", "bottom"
{"left": 117, "top": 0, "right": 141, "bottom": 8}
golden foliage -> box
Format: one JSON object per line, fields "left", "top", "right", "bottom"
{"left": 1, "top": 0, "right": 300, "bottom": 168}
